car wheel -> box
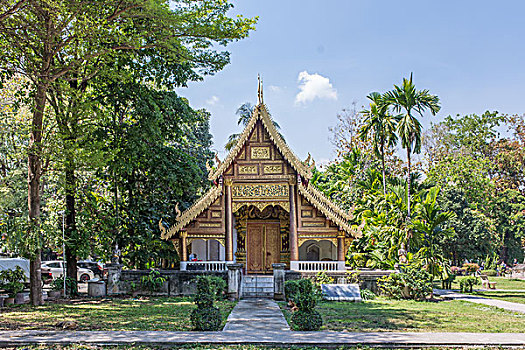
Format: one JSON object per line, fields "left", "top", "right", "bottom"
{"left": 80, "top": 274, "right": 90, "bottom": 283}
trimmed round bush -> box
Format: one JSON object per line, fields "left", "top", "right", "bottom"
{"left": 190, "top": 306, "right": 222, "bottom": 331}
{"left": 483, "top": 269, "right": 497, "bottom": 276}
{"left": 291, "top": 310, "right": 323, "bottom": 331}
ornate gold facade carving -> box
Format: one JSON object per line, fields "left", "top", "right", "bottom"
{"left": 232, "top": 183, "right": 288, "bottom": 199}
{"left": 301, "top": 210, "right": 313, "bottom": 218}
{"left": 263, "top": 164, "right": 282, "bottom": 174}
{"left": 199, "top": 222, "right": 221, "bottom": 228}
{"left": 251, "top": 146, "right": 270, "bottom": 159}
{"left": 171, "top": 239, "right": 180, "bottom": 256}
{"left": 187, "top": 236, "right": 225, "bottom": 247}
{"left": 211, "top": 211, "right": 221, "bottom": 218}
{"left": 302, "top": 222, "right": 325, "bottom": 227}
{"left": 298, "top": 236, "right": 338, "bottom": 247}
{"left": 233, "top": 201, "right": 289, "bottom": 213}
{"left": 239, "top": 165, "right": 258, "bottom": 174}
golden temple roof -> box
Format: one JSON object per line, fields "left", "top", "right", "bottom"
{"left": 208, "top": 103, "right": 313, "bottom": 182}
{"left": 298, "top": 181, "right": 357, "bottom": 236}
{"left": 160, "top": 185, "right": 223, "bottom": 240}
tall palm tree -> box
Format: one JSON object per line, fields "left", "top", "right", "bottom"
{"left": 384, "top": 74, "right": 440, "bottom": 218}
{"left": 359, "top": 92, "right": 399, "bottom": 194}
{"left": 224, "top": 102, "right": 280, "bottom": 151}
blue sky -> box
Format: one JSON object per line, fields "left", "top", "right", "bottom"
{"left": 177, "top": 1, "right": 525, "bottom": 164}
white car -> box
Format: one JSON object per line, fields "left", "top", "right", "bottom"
{"left": 42, "top": 261, "right": 95, "bottom": 283}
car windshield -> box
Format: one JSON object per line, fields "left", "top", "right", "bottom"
{"left": 46, "top": 262, "right": 61, "bottom": 268}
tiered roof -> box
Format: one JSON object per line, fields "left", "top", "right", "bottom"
{"left": 161, "top": 98, "right": 355, "bottom": 240}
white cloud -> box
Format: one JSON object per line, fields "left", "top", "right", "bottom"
{"left": 268, "top": 85, "right": 282, "bottom": 93}
{"left": 295, "top": 71, "right": 337, "bottom": 105}
{"left": 206, "top": 95, "right": 219, "bottom": 106}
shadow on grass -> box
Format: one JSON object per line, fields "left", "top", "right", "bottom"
{"left": 313, "top": 299, "right": 464, "bottom": 332}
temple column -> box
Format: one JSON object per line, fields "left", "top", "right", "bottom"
{"left": 181, "top": 232, "right": 187, "bottom": 262}
{"left": 225, "top": 179, "right": 234, "bottom": 261}
{"left": 289, "top": 179, "right": 299, "bottom": 261}
{"left": 337, "top": 233, "right": 345, "bottom": 261}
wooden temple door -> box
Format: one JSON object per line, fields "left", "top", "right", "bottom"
{"left": 246, "top": 222, "right": 280, "bottom": 274}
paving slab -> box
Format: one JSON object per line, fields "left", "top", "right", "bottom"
{"left": 435, "top": 289, "right": 525, "bottom": 314}
{"left": 223, "top": 298, "right": 290, "bottom": 332}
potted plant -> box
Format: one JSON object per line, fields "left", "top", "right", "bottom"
{"left": 48, "top": 278, "right": 63, "bottom": 299}
{"left": 0, "top": 266, "right": 26, "bottom": 305}
{"left": 50, "top": 276, "right": 78, "bottom": 298}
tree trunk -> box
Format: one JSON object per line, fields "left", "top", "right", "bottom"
{"left": 381, "top": 143, "right": 387, "bottom": 194}
{"left": 65, "top": 164, "right": 78, "bottom": 289}
{"left": 28, "top": 82, "right": 46, "bottom": 306}
{"left": 406, "top": 146, "right": 412, "bottom": 253}
{"left": 407, "top": 147, "right": 412, "bottom": 218}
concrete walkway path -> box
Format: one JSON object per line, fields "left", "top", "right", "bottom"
{"left": 4, "top": 295, "right": 525, "bottom": 347}
{"left": 2, "top": 330, "right": 525, "bottom": 347}
{"left": 223, "top": 298, "right": 290, "bottom": 332}
{"left": 434, "top": 289, "right": 525, "bottom": 314}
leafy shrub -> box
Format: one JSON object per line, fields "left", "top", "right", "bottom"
{"left": 483, "top": 269, "right": 497, "bottom": 277}
{"left": 206, "top": 275, "right": 227, "bottom": 299}
{"left": 462, "top": 263, "right": 479, "bottom": 274}
{"left": 345, "top": 271, "right": 360, "bottom": 284}
{"left": 51, "top": 276, "right": 78, "bottom": 296}
{"left": 286, "top": 279, "right": 323, "bottom": 331}
{"left": 450, "top": 266, "right": 466, "bottom": 276}
{"left": 379, "top": 268, "right": 433, "bottom": 301}
{"left": 0, "top": 266, "right": 25, "bottom": 297}
{"left": 140, "top": 270, "right": 166, "bottom": 294}
{"left": 459, "top": 276, "right": 479, "bottom": 293}
{"left": 441, "top": 274, "right": 456, "bottom": 289}
{"left": 291, "top": 310, "right": 323, "bottom": 331}
{"left": 190, "top": 306, "right": 222, "bottom": 331}
{"left": 284, "top": 280, "right": 299, "bottom": 302}
{"left": 311, "top": 271, "right": 334, "bottom": 290}
{"left": 191, "top": 276, "right": 223, "bottom": 331}
{"left": 360, "top": 288, "right": 376, "bottom": 300}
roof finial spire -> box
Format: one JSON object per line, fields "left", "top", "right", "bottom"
{"left": 257, "top": 74, "right": 263, "bottom": 105}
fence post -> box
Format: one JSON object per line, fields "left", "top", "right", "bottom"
{"left": 272, "top": 263, "right": 286, "bottom": 301}
{"left": 227, "top": 263, "right": 243, "bottom": 300}
{"left": 106, "top": 263, "right": 123, "bottom": 295}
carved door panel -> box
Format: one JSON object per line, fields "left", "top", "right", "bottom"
{"left": 247, "top": 222, "right": 281, "bottom": 274}
{"left": 264, "top": 224, "right": 280, "bottom": 271}
{"left": 247, "top": 224, "right": 264, "bottom": 273}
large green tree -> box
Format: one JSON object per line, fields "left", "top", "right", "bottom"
{"left": 0, "top": 0, "right": 256, "bottom": 304}
{"left": 359, "top": 92, "right": 398, "bottom": 194}
{"left": 384, "top": 74, "right": 440, "bottom": 219}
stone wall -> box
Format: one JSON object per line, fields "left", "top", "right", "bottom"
{"left": 285, "top": 269, "right": 396, "bottom": 293}
{"left": 107, "top": 266, "right": 226, "bottom": 296}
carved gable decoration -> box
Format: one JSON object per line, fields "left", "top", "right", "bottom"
{"left": 161, "top": 88, "right": 356, "bottom": 241}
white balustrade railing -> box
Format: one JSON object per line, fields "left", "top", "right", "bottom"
{"left": 180, "top": 261, "right": 228, "bottom": 272}
{"left": 290, "top": 261, "right": 346, "bottom": 272}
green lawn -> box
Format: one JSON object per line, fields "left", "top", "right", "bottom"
{"left": 280, "top": 298, "right": 525, "bottom": 333}
{"left": 473, "top": 291, "right": 525, "bottom": 305}
{"left": 0, "top": 297, "right": 235, "bottom": 331}
{"left": 435, "top": 277, "right": 525, "bottom": 291}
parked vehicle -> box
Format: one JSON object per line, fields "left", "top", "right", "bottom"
{"left": 77, "top": 260, "right": 104, "bottom": 278}
{"left": 41, "top": 261, "right": 95, "bottom": 282}
{"left": 0, "top": 258, "right": 30, "bottom": 282}
{"left": 41, "top": 266, "right": 53, "bottom": 284}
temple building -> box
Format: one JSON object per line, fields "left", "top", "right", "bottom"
{"left": 160, "top": 82, "right": 357, "bottom": 274}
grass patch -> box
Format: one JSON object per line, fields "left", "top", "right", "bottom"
{"left": 0, "top": 297, "right": 235, "bottom": 331}
{"left": 435, "top": 277, "right": 525, "bottom": 291}
{"left": 473, "top": 291, "right": 525, "bottom": 304}
{"left": 280, "top": 298, "right": 525, "bottom": 333}
{"left": 6, "top": 346, "right": 515, "bottom": 350}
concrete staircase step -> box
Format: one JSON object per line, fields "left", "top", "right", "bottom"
{"left": 242, "top": 276, "right": 274, "bottom": 299}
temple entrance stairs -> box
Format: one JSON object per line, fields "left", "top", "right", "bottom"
{"left": 242, "top": 275, "right": 273, "bottom": 298}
